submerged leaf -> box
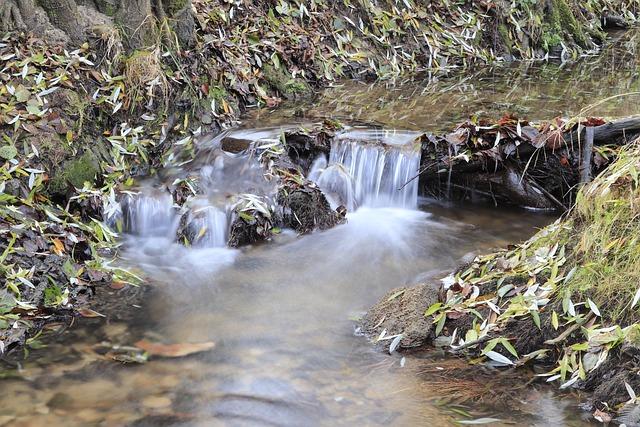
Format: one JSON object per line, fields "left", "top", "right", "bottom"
{"left": 135, "top": 340, "right": 215, "bottom": 358}
{"left": 458, "top": 417, "right": 502, "bottom": 424}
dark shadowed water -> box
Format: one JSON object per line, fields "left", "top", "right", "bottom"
{"left": 2, "top": 29, "right": 640, "bottom": 427}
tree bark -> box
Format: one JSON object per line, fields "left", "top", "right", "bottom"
{"left": 37, "top": 0, "right": 86, "bottom": 44}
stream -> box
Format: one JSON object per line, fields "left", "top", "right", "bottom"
{"left": 3, "top": 30, "right": 640, "bottom": 427}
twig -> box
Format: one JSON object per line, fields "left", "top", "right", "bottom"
{"left": 450, "top": 335, "right": 494, "bottom": 354}
{"left": 544, "top": 314, "right": 594, "bottom": 346}
{"left": 579, "top": 126, "right": 595, "bottom": 185}
{"left": 527, "top": 178, "right": 567, "bottom": 211}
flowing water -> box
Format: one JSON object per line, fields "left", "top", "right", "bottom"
{"left": 3, "top": 30, "right": 640, "bottom": 427}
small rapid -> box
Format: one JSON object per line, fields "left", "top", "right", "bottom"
{"left": 116, "top": 126, "right": 424, "bottom": 250}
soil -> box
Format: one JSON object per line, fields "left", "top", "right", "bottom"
{"left": 360, "top": 283, "right": 440, "bottom": 350}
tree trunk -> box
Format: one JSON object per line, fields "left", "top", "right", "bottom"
{"left": 36, "top": 0, "right": 86, "bottom": 44}
{"left": 2, "top": 0, "right": 194, "bottom": 49}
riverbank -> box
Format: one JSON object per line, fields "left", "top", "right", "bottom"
{"left": 364, "top": 136, "right": 640, "bottom": 422}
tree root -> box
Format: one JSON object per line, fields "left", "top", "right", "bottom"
{"left": 0, "top": 0, "right": 26, "bottom": 32}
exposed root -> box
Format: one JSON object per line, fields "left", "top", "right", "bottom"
{"left": 0, "top": 0, "right": 25, "bottom": 32}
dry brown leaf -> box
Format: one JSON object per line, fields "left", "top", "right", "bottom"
{"left": 77, "top": 308, "right": 105, "bottom": 318}
{"left": 51, "top": 238, "right": 65, "bottom": 255}
{"left": 109, "top": 281, "right": 126, "bottom": 290}
{"left": 135, "top": 339, "right": 215, "bottom": 358}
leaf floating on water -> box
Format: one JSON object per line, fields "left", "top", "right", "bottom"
{"left": 135, "top": 339, "right": 215, "bottom": 358}
{"left": 77, "top": 308, "right": 105, "bottom": 318}
{"left": 458, "top": 418, "right": 502, "bottom": 425}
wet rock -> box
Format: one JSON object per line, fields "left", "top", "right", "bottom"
{"left": 277, "top": 184, "right": 345, "bottom": 234}
{"left": 361, "top": 283, "right": 440, "bottom": 350}
{"left": 284, "top": 128, "right": 334, "bottom": 174}
{"left": 220, "top": 136, "right": 252, "bottom": 154}
{"left": 227, "top": 211, "right": 274, "bottom": 248}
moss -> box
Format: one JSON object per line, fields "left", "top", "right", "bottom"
{"left": 543, "top": 0, "right": 589, "bottom": 51}
{"left": 262, "top": 64, "right": 311, "bottom": 99}
{"left": 209, "top": 86, "right": 227, "bottom": 103}
{"left": 541, "top": 25, "right": 564, "bottom": 51}
{"left": 497, "top": 24, "right": 511, "bottom": 53}
{"left": 48, "top": 151, "right": 100, "bottom": 196}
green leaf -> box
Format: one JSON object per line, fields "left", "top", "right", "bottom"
{"left": 424, "top": 302, "right": 443, "bottom": 317}
{"left": 500, "top": 338, "right": 519, "bottom": 358}
{"left": 530, "top": 310, "right": 541, "bottom": 329}
{"left": 386, "top": 289, "right": 405, "bottom": 302}
{"left": 551, "top": 311, "right": 559, "bottom": 330}
{"left": 570, "top": 342, "right": 588, "bottom": 351}
{"left": 0, "top": 145, "right": 17, "bottom": 160}
{"left": 435, "top": 312, "right": 446, "bottom": 336}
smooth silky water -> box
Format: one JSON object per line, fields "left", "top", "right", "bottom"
{"left": 5, "top": 30, "right": 640, "bottom": 427}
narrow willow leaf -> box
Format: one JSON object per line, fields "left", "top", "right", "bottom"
{"left": 587, "top": 298, "right": 601, "bottom": 317}
{"left": 500, "top": 339, "right": 519, "bottom": 358}
{"left": 389, "top": 334, "right": 403, "bottom": 354}
{"left": 626, "top": 382, "right": 637, "bottom": 400}
{"left": 530, "top": 310, "right": 541, "bottom": 329}
{"left": 424, "top": 302, "right": 442, "bottom": 317}
{"left": 485, "top": 351, "right": 514, "bottom": 366}
{"left": 435, "top": 313, "right": 446, "bottom": 336}
{"left": 632, "top": 287, "right": 640, "bottom": 309}
{"left": 458, "top": 418, "right": 502, "bottom": 425}
{"left": 551, "top": 311, "right": 559, "bottom": 330}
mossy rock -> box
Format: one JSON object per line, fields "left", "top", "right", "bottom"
{"left": 542, "top": 0, "right": 589, "bottom": 50}
{"left": 262, "top": 64, "right": 312, "bottom": 99}
{"left": 48, "top": 151, "right": 100, "bottom": 197}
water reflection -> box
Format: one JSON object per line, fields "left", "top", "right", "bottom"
{"left": 249, "top": 30, "right": 640, "bottom": 132}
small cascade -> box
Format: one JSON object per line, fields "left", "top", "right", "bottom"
{"left": 118, "top": 129, "right": 280, "bottom": 246}
{"left": 180, "top": 200, "right": 229, "bottom": 248}
{"left": 312, "top": 128, "right": 421, "bottom": 210}
{"left": 122, "top": 191, "right": 177, "bottom": 237}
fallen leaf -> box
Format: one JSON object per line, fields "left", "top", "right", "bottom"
{"left": 51, "top": 238, "right": 65, "bottom": 255}
{"left": 109, "top": 281, "right": 126, "bottom": 290}
{"left": 77, "top": 308, "right": 106, "bottom": 318}
{"left": 135, "top": 339, "right": 215, "bottom": 358}
{"left": 593, "top": 409, "right": 612, "bottom": 423}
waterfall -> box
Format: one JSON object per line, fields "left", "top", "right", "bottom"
{"left": 115, "top": 126, "right": 422, "bottom": 246}
{"left": 122, "top": 191, "right": 177, "bottom": 237}
{"left": 311, "top": 129, "right": 421, "bottom": 210}
{"left": 181, "top": 200, "right": 229, "bottom": 248}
